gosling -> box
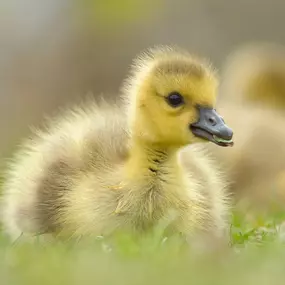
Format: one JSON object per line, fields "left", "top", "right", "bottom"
{"left": 1, "top": 46, "right": 233, "bottom": 243}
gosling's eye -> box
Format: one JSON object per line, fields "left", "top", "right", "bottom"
{"left": 166, "top": 92, "right": 185, "bottom": 107}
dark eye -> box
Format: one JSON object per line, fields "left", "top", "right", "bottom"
{"left": 166, "top": 92, "right": 184, "bottom": 107}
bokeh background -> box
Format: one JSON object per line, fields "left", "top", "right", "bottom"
{"left": 2, "top": 0, "right": 285, "bottom": 211}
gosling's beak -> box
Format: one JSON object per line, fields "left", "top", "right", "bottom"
{"left": 190, "top": 106, "right": 234, "bottom": 147}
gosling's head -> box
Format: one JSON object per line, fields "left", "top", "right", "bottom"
{"left": 122, "top": 46, "right": 233, "bottom": 148}
{"left": 220, "top": 43, "right": 285, "bottom": 109}
{"left": 245, "top": 68, "right": 285, "bottom": 109}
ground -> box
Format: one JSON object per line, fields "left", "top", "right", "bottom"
{"left": 1, "top": 204, "right": 285, "bottom": 285}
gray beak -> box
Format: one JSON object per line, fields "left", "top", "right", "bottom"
{"left": 190, "top": 106, "right": 234, "bottom": 147}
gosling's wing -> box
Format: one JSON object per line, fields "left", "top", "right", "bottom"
{"left": 0, "top": 98, "right": 129, "bottom": 236}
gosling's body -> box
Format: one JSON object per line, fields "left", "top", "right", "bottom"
{"left": 207, "top": 100, "right": 285, "bottom": 209}
{"left": 1, "top": 47, "right": 231, "bottom": 241}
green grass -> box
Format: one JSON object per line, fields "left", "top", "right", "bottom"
{"left": 1, "top": 208, "right": 285, "bottom": 285}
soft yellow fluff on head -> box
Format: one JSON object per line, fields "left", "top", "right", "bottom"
{"left": 120, "top": 46, "right": 219, "bottom": 146}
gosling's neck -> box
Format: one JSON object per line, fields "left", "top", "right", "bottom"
{"left": 124, "top": 136, "right": 182, "bottom": 182}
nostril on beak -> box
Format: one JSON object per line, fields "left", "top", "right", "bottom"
{"left": 208, "top": 116, "right": 217, "bottom": 126}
